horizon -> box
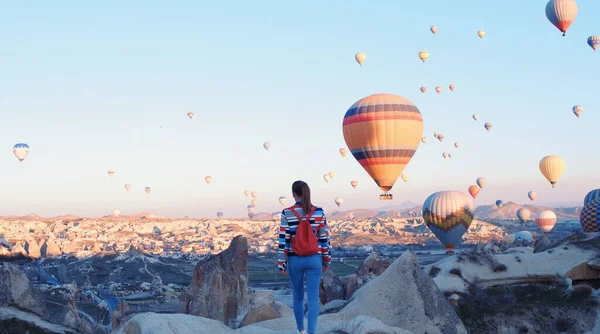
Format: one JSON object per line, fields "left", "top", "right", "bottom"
{"left": 1, "top": 1, "right": 599, "bottom": 218}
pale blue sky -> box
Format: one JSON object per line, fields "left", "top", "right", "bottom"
{"left": 0, "top": 1, "right": 598, "bottom": 218}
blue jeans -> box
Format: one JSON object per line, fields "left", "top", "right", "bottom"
{"left": 288, "top": 254, "right": 322, "bottom": 333}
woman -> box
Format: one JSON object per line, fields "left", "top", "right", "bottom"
{"left": 278, "top": 180, "right": 331, "bottom": 334}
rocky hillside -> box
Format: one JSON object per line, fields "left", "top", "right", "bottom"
{"left": 0, "top": 216, "right": 505, "bottom": 259}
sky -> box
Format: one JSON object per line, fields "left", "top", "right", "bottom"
{"left": 0, "top": 1, "right": 599, "bottom": 218}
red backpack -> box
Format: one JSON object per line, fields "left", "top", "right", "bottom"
{"left": 289, "top": 205, "right": 319, "bottom": 256}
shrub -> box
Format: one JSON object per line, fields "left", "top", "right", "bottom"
{"left": 570, "top": 284, "right": 593, "bottom": 300}
{"left": 492, "top": 264, "right": 507, "bottom": 272}
{"left": 429, "top": 266, "right": 441, "bottom": 278}
{"left": 518, "top": 325, "right": 529, "bottom": 333}
{"left": 449, "top": 268, "right": 462, "bottom": 277}
{"left": 555, "top": 318, "right": 573, "bottom": 332}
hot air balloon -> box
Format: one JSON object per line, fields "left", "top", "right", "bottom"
{"left": 244, "top": 190, "right": 250, "bottom": 196}
{"left": 442, "top": 152, "right": 448, "bottom": 159}
{"left": 342, "top": 94, "right": 423, "bottom": 200}
{"left": 449, "top": 84, "right": 455, "bottom": 91}
{"left": 335, "top": 197, "right": 344, "bottom": 207}
{"left": 536, "top": 210, "right": 557, "bottom": 234}
{"left": 454, "top": 142, "right": 460, "bottom": 148}
{"left": 584, "top": 189, "right": 600, "bottom": 206}
{"left": 278, "top": 196, "right": 286, "bottom": 205}
{"left": 217, "top": 212, "right": 224, "bottom": 219}
{"left": 329, "top": 172, "right": 335, "bottom": 179}
{"left": 448, "top": 153, "right": 453, "bottom": 159}
{"left": 545, "top": 0, "right": 578, "bottom": 37}
{"left": 515, "top": 231, "right": 533, "bottom": 241}
{"left": 248, "top": 212, "right": 255, "bottom": 219}
{"left": 125, "top": 184, "right": 131, "bottom": 192}
{"left": 251, "top": 199, "right": 258, "bottom": 207}
{"left": 263, "top": 142, "right": 271, "bottom": 150}
{"left": 419, "top": 51, "right": 429, "bottom": 63}
{"left": 108, "top": 169, "right": 115, "bottom": 177}
{"left": 247, "top": 205, "right": 255, "bottom": 214}
{"left": 351, "top": 180, "right": 358, "bottom": 189}
{"left": 572, "top": 105, "right": 583, "bottom": 118}
{"left": 517, "top": 208, "right": 530, "bottom": 224}
{"left": 421, "top": 137, "right": 428, "bottom": 144}
{"left": 435, "top": 86, "right": 442, "bottom": 94}
{"left": 187, "top": 112, "right": 194, "bottom": 119}
{"left": 14, "top": 143, "right": 32, "bottom": 162}
{"left": 539, "top": 155, "right": 565, "bottom": 188}
{"left": 420, "top": 86, "right": 427, "bottom": 93}
{"left": 588, "top": 36, "right": 600, "bottom": 51}
{"left": 145, "top": 187, "right": 151, "bottom": 194}
{"left": 468, "top": 185, "right": 481, "bottom": 199}
{"left": 112, "top": 209, "right": 120, "bottom": 217}
{"left": 348, "top": 212, "right": 355, "bottom": 220}
{"left": 355, "top": 52, "right": 366, "bottom": 66}
{"left": 580, "top": 199, "right": 600, "bottom": 232}
{"left": 401, "top": 173, "right": 408, "bottom": 182}
{"left": 340, "top": 148, "right": 348, "bottom": 157}
{"left": 528, "top": 191, "right": 537, "bottom": 202}
{"left": 496, "top": 200, "right": 503, "bottom": 208}
{"left": 323, "top": 174, "right": 331, "bottom": 183}
{"left": 251, "top": 191, "right": 258, "bottom": 199}
{"left": 476, "top": 177, "right": 487, "bottom": 189}
{"left": 433, "top": 132, "right": 439, "bottom": 138}
{"left": 422, "top": 191, "right": 475, "bottom": 254}
{"left": 484, "top": 122, "right": 492, "bottom": 131}
{"left": 472, "top": 114, "right": 478, "bottom": 121}
{"left": 430, "top": 25, "right": 438, "bottom": 34}
{"left": 205, "top": 176, "right": 212, "bottom": 185}
{"left": 477, "top": 30, "right": 486, "bottom": 39}
{"left": 437, "top": 134, "right": 444, "bottom": 142}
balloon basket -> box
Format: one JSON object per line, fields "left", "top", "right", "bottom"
{"left": 445, "top": 250, "right": 455, "bottom": 255}
{"left": 380, "top": 193, "right": 393, "bottom": 200}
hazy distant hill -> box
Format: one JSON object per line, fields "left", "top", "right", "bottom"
{"left": 473, "top": 202, "right": 581, "bottom": 219}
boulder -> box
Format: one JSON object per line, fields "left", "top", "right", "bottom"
{"left": 182, "top": 235, "right": 252, "bottom": 327}
{"left": 115, "top": 312, "right": 235, "bottom": 334}
{"left": 320, "top": 299, "right": 347, "bottom": 315}
{"left": 319, "top": 269, "right": 345, "bottom": 304}
{"left": 339, "top": 251, "right": 467, "bottom": 334}
{"left": 239, "top": 301, "right": 293, "bottom": 327}
{"left": 0, "top": 262, "right": 48, "bottom": 319}
{"left": 250, "top": 290, "right": 275, "bottom": 308}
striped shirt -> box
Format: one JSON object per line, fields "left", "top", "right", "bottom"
{"left": 278, "top": 202, "right": 331, "bottom": 271}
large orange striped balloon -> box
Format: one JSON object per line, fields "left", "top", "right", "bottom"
{"left": 342, "top": 94, "right": 423, "bottom": 198}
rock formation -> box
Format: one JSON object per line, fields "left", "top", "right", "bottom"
{"left": 339, "top": 251, "right": 467, "bottom": 334}
{"left": 319, "top": 269, "right": 345, "bottom": 304}
{"left": 182, "top": 235, "right": 252, "bottom": 327}
{"left": 0, "top": 262, "right": 48, "bottom": 319}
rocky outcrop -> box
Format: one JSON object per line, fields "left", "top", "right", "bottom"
{"left": 40, "top": 239, "right": 62, "bottom": 257}
{"left": 0, "top": 307, "right": 76, "bottom": 334}
{"left": 239, "top": 301, "right": 293, "bottom": 327}
{"left": 534, "top": 235, "right": 553, "bottom": 253}
{"left": 319, "top": 269, "right": 345, "bottom": 304}
{"left": 344, "top": 253, "right": 391, "bottom": 299}
{"left": 0, "top": 262, "right": 48, "bottom": 319}
{"left": 62, "top": 296, "right": 91, "bottom": 333}
{"left": 117, "top": 312, "right": 412, "bottom": 334}
{"left": 182, "top": 235, "right": 252, "bottom": 327}
{"left": 24, "top": 239, "right": 41, "bottom": 258}
{"left": 339, "top": 251, "right": 467, "bottom": 334}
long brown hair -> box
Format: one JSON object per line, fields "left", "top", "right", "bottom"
{"left": 292, "top": 180, "right": 312, "bottom": 213}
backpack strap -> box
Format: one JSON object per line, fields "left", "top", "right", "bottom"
{"left": 288, "top": 206, "right": 319, "bottom": 229}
